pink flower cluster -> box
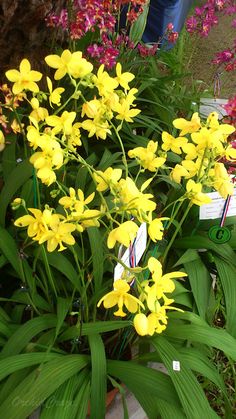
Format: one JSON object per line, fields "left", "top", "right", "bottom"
{"left": 186, "top": 0, "right": 236, "bottom": 36}
{"left": 46, "top": 0, "right": 149, "bottom": 68}
{"left": 186, "top": 0, "right": 236, "bottom": 72}
{"left": 87, "top": 34, "right": 134, "bottom": 69}
{"left": 224, "top": 95, "right": 236, "bottom": 126}
{"left": 212, "top": 48, "right": 236, "bottom": 71}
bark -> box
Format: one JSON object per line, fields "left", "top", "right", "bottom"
{"left": 0, "top": 0, "right": 66, "bottom": 80}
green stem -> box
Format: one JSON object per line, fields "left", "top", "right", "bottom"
{"left": 41, "top": 245, "right": 58, "bottom": 298}
{"left": 162, "top": 203, "right": 192, "bottom": 263}
{"left": 111, "top": 122, "right": 128, "bottom": 177}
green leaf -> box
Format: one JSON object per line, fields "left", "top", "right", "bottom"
{"left": 152, "top": 336, "right": 218, "bottom": 419}
{"left": 0, "top": 355, "right": 88, "bottom": 419}
{"left": 0, "top": 226, "right": 23, "bottom": 280}
{"left": 55, "top": 297, "right": 71, "bottom": 339}
{"left": 165, "top": 314, "right": 236, "bottom": 360}
{"left": 71, "top": 370, "right": 90, "bottom": 419}
{"left": 88, "top": 334, "right": 106, "bottom": 419}
{"left": 40, "top": 372, "right": 88, "bottom": 419}
{"left": 1, "top": 314, "right": 57, "bottom": 357}
{"left": 87, "top": 227, "right": 104, "bottom": 293}
{"left": 179, "top": 347, "right": 231, "bottom": 417}
{"left": 174, "top": 235, "right": 236, "bottom": 268}
{"left": 0, "top": 353, "right": 61, "bottom": 381}
{"left": 107, "top": 359, "right": 181, "bottom": 418}
{"left": 214, "top": 256, "right": 236, "bottom": 338}
{"left": 58, "top": 320, "right": 131, "bottom": 341}
{"left": 129, "top": 1, "right": 150, "bottom": 46}
{"left": 174, "top": 249, "right": 199, "bottom": 267}
{"left": 0, "top": 159, "right": 32, "bottom": 226}
{"left": 183, "top": 250, "right": 211, "bottom": 319}
{"left": 156, "top": 399, "right": 186, "bottom": 419}
{"left": 2, "top": 134, "right": 16, "bottom": 180}
{"left": 42, "top": 251, "right": 82, "bottom": 292}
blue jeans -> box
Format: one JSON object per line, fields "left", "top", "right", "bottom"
{"left": 142, "top": 0, "right": 193, "bottom": 44}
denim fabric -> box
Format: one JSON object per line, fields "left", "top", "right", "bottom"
{"left": 142, "top": 0, "right": 193, "bottom": 44}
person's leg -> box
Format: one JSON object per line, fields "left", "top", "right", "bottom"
{"left": 142, "top": 0, "right": 180, "bottom": 44}
{"left": 142, "top": 0, "right": 193, "bottom": 45}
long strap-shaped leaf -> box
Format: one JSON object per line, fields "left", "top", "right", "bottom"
{"left": 214, "top": 255, "right": 236, "bottom": 338}
{"left": 165, "top": 315, "right": 236, "bottom": 360}
{"left": 0, "top": 355, "right": 88, "bottom": 419}
{"left": 0, "top": 352, "right": 61, "bottom": 381}
{"left": 107, "top": 359, "right": 182, "bottom": 418}
{"left": 88, "top": 334, "right": 106, "bottom": 419}
{"left": 0, "top": 159, "right": 32, "bottom": 226}
{"left": 152, "top": 336, "right": 218, "bottom": 419}
{"left": 1, "top": 314, "right": 57, "bottom": 357}
{"left": 58, "top": 320, "right": 131, "bottom": 341}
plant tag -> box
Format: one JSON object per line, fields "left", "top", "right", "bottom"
{"left": 208, "top": 225, "right": 231, "bottom": 244}
{"left": 172, "top": 361, "right": 180, "bottom": 371}
{"left": 199, "top": 191, "right": 236, "bottom": 220}
{"left": 133, "top": 222, "right": 147, "bottom": 265}
{"left": 114, "top": 223, "right": 147, "bottom": 281}
{"left": 199, "top": 98, "right": 228, "bottom": 118}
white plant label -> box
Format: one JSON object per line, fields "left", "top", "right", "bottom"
{"left": 114, "top": 223, "right": 147, "bottom": 281}
{"left": 172, "top": 361, "right": 181, "bottom": 371}
{"left": 199, "top": 190, "right": 236, "bottom": 220}
{"left": 200, "top": 98, "right": 228, "bottom": 118}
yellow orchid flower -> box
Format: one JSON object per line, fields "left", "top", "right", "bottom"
{"left": 173, "top": 112, "right": 201, "bottom": 136}
{"left": 133, "top": 309, "right": 167, "bottom": 336}
{"left": 117, "top": 177, "right": 156, "bottom": 218}
{"left": 94, "top": 167, "right": 122, "bottom": 192}
{"left": 38, "top": 222, "right": 76, "bottom": 252}
{"left": 181, "top": 160, "right": 199, "bottom": 179}
{"left": 0, "top": 130, "right": 5, "bottom": 151}
{"left": 206, "top": 112, "right": 235, "bottom": 137}
{"left": 186, "top": 179, "right": 212, "bottom": 206}
{"left": 59, "top": 188, "right": 95, "bottom": 213}
{"left": 5, "top": 59, "right": 42, "bottom": 94}
{"left": 213, "top": 162, "right": 234, "bottom": 198}
{"left": 45, "top": 50, "right": 93, "bottom": 80}
{"left": 81, "top": 117, "right": 111, "bottom": 140}
{"left": 170, "top": 164, "right": 189, "bottom": 184}
{"left": 161, "top": 132, "right": 188, "bottom": 154}
{"left": 113, "top": 98, "right": 141, "bottom": 123}
{"left": 81, "top": 99, "right": 104, "bottom": 119}
{"left": 181, "top": 142, "right": 198, "bottom": 160}
{"left": 128, "top": 140, "right": 166, "bottom": 172}
{"left": 115, "top": 63, "right": 135, "bottom": 90}
{"left": 46, "top": 77, "right": 65, "bottom": 107}
{"left": 30, "top": 98, "right": 48, "bottom": 122}
{"left": 46, "top": 111, "right": 76, "bottom": 135}
{"left": 107, "top": 220, "right": 139, "bottom": 249}
{"left": 14, "top": 208, "right": 58, "bottom": 240}
{"left": 92, "top": 64, "right": 119, "bottom": 97}
{"left": 148, "top": 217, "right": 169, "bottom": 242}
{"left": 97, "top": 279, "right": 144, "bottom": 317}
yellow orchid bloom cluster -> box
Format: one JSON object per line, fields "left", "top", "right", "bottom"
{"left": 93, "top": 167, "right": 168, "bottom": 248}
{"left": 14, "top": 207, "right": 76, "bottom": 252}
{"left": 97, "top": 257, "right": 186, "bottom": 336}
{"left": 14, "top": 186, "right": 103, "bottom": 251}
{"left": 164, "top": 112, "right": 235, "bottom": 201}
{"left": 5, "top": 50, "right": 140, "bottom": 186}
{"left": 128, "top": 140, "right": 167, "bottom": 172}
{"left": 58, "top": 187, "right": 101, "bottom": 231}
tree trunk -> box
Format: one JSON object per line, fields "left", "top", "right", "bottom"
{"left": 0, "top": 0, "right": 66, "bottom": 80}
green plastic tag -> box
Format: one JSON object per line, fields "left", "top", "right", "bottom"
{"left": 208, "top": 226, "right": 231, "bottom": 244}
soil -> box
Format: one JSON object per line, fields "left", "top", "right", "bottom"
{"left": 185, "top": 12, "right": 236, "bottom": 98}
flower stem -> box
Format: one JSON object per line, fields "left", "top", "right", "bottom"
{"left": 162, "top": 203, "right": 192, "bottom": 263}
